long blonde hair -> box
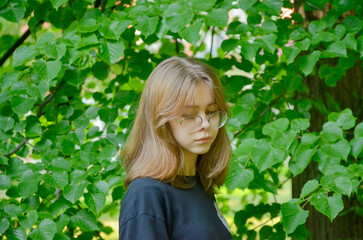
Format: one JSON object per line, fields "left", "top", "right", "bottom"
{"left": 122, "top": 57, "right": 231, "bottom": 194}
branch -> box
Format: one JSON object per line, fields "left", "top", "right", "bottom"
{"left": 37, "top": 80, "right": 65, "bottom": 117}
{"left": 233, "top": 90, "right": 286, "bottom": 138}
{"left": 209, "top": 27, "right": 215, "bottom": 60}
{"left": 5, "top": 138, "right": 28, "bottom": 158}
{"left": 175, "top": 38, "right": 180, "bottom": 54}
{"left": 0, "top": 20, "right": 43, "bottom": 67}
{"left": 101, "top": 0, "right": 108, "bottom": 12}
{"left": 192, "top": 30, "right": 209, "bottom": 56}
{"left": 304, "top": 0, "right": 326, "bottom": 12}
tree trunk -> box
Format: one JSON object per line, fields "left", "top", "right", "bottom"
{"left": 292, "top": 58, "right": 363, "bottom": 239}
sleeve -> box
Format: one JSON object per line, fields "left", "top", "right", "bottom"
{"left": 119, "top": 214, "right": 169, "bottom": 240}
{"left": 118, "top": 179, "right": 170, "bottom": 240}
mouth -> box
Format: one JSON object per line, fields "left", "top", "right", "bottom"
{"left": 195, "top": 136, "right": 212, "bottom": 143}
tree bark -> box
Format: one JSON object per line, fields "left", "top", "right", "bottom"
{"left": 292, "top": 4, "right": 363, "bottom": 239}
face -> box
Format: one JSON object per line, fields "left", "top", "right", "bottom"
{"left": 168, "top": 82, "right": 219, "bottom": 160}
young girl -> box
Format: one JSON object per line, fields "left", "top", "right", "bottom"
{"left": 118, "top": 57, "right": 232, "bottom": 239}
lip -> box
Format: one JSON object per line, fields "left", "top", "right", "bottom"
{"left": 195, "top": 137, "right": 212, "bottom": 143}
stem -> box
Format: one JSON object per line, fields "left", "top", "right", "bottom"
{"left": 5, "top": 138, "right": 28, "bottom": 158}
{"left": 251, "top": 217, "right": 277, "bottom": 230}
{"left": 0, "top": 20, "right": 42, "bottom": 67}
{"left": 175, "top": 38, "right": 180, "bottom": 54}
{"left": 101, "top": 0, "right": 108, "bottom": 12}
{"left": 26, "top": 139, "right": 40, "bottom": 153}
{"left": 37, "top": 80, "right": 65, "bottom": 117}
{"left": 234, "top": 90, "right": 286, "bottom": 138}
{"left": 209, "top": 27, "right": 215, "bottom": 60}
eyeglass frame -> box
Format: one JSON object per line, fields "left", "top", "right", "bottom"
{"left": 175, "top": 110, "right": 229, "bottom": 133}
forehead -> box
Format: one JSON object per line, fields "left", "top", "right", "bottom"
{"left": 184, "top": 82, "right": 216, "bottom": 108}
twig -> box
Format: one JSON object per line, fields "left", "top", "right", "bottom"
{"left": 26, "top": 139, "right": 40, "bottom": 153}
{"left": 101, "top": 0, "right": 108, "bottom": 12}
{"left": 304, "top": 0, "right": 326, "bottom": 12}
{"left": 0, "top": 20, "right": 43, "bottom": 67}
{"left": 192, "top": 30, "right": 208, "bottom": 56}
{"left": 37, "top": 80, "right": 65, "bottom": 117}
{"left": 251, "top": 217, "right": 276, "bottom": 230}
{"left": 175, "top": 38, "right": 180, "bottom": 54}
{"left": 233, "top": 90, "right": 286, "bottom": 138}
{"left": 5, "top": 138, "right": 28, "bottom": 158}
{"left": 209, "top": 27, "right": 215, "bottom": 60}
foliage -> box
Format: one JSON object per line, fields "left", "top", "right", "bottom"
{"left": 0, "top": 0, "right": 362, "bottom": 239}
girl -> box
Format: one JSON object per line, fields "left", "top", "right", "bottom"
{"left": 119, "top": 57, "right": 232, "bottom": 239}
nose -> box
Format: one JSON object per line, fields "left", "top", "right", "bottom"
{"left": 198, "top": 115, "right": 211, "bottom": 131}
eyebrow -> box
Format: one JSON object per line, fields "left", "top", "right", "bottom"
{"left": 185, "top": 103, "right": 217, "bottom": 108}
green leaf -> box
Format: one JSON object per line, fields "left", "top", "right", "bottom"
{"left": 350, "top": 137, "right": 363, "bottom": 159}
{"left": 308, "top": 20, "right": 326, "bottom": 34}
{"left": 221, "top": 39, "right": 240, "bottom": 54}
{"left": 282, "top": 46, "right": 300, "bottom": 65}
{"left": 261, "top": 21, "right": 277, "bottom": 33}
{"left": 70, "top": 209, "right": 99, "bottom": 231}
{"left": 77, "top": 34, "right": 99, "bottom": 49}
{"left": 0, "top": 174, "right": 11, "bottom": 190}
{"left": 262, "top": 118, "right": 289, "bottom": 138}
{"left": 324, "top": 41, "right": 347, "bottom": 58}
{"left": 50, "top": 0, "right": 68, "bottom": 10}
{"left": 321, "top": 121, "right": 343, "bottom": 142}
{"left": 191, "top": 0, "right": 216, "bottom": 11}
{"left": 9, "top": 227, "right": 27, "bottom": 240}
{"left": 357, "top": 35, "right": 363, "bottom": 58}
{"left": 335, "top": 176, "right": 352, "bottom": 196}
{"left": 271, "top": 130, "right": 296, "bottom": 150}
{"left": 164, "top": 3, "right": 193, "bottom": 32}
{"left": 0, "top": 1, "right": 25, "bottom": 22}
{"left": 262, "top": 33, "right": 277, "bottom": 54}
{"left": 29, "top": 219, "right": 57, "bottom": 240}
{"left": 241, "top": 41, "right": 261, "bottom": 61}
{"left": 4, "top": 204, "right": 22, "bottom": 217}
{"left": 19, "top": 210, "right": 38, "bottom": 229}
{"left": 205, "top": 8, "right": 229, "bottom": 28}
{"left": 18, "top": 181, "right": 38, "bottom": 198}
{"left": 331, "top": 140, "right": 350, "bottom": 160}
{"left": 180, "top": 19, "right": 203, "bottom": 45}
{"left": 289, "top": 147, "right": 317, "bottom": 176}
{"left": 342, "top": 33, "right": 357, "bottom": 50}
{"left": 42, "top": 43, "right": 66, "bottom": 60}
{"left": 11, "top": 95, "right": 37, "bottom": 116}
{"left": 136, "top": 16, "right": 159, "bottom": 38}
{"left": 238, "top": 0, "right": 257, "bottom": 11}
{"left": 85, "top": 192, "right": 106, "bottom": 214}
{"left": 261, "top": 0, "right": 283, "bottom": 15}
{"left": 77, "top": 10, "right": 101, "bottom": 33}
{"left": 343, "top": 15, "right": 363, "bottom": 33}
{"left": 13, "top": 45, "right": 37, "bottom": 67}
{"left": 281, "top": 201, "right": 309, "bottom": 234}
{"left": 328, "top": 109, "right": 356, "bottom": 130}
{"left": 311, "top": 193, "right": 344, "bottom": 221}
{"left": 63, "top": 181, "right": 88, "bottom": 204}
{"left": 251, "top": 139, "right": 285, "bottom": 172}
{"left": 25, "top": 115, "right": 42, "bottom": 138}
{"left": 0, "top": 218, "right": 9, "bottom": 235}
{"left": 33, "top": 59, "right": 62, "bottom": 82}
{"left": 99, "top": 41, "right": 124, "bottom": 65}
{"left": 298, "top": 51, "right": 321, "bottom": 76}
{"left": 225, "top": 167, "right": 254, "bottom": 191}
{"left": 354, "top": 122, "right": 363, "bottom": 137}
{"left": 99, "top": 19, "right": 132, "bottom": 40}
{"left": 300, "top": 180, "right": 319, "bottom": 199}
{"left": 291, "top": 118, "right": 310, "bottom": 132}
{"left": 52, "top": 171, "right": 68, "bottom": 189}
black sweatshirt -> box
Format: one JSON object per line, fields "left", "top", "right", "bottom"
{"left": 118, "top": 176, "right": 232, "bottom": 240}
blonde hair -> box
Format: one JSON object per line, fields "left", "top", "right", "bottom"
{"left": 122, "top": 57, "right": 231, "bottom": 194}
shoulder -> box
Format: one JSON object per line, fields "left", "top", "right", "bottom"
{"left": 119, "top": 178, "right": 170, "bottom": 224}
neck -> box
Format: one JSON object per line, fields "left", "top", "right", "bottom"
{"left": 182, "top": 151, "right": 198, "bottom": 176}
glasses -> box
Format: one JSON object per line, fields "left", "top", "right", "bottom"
{"left": 176, "top": 111, "right": 229, "bottom": 133}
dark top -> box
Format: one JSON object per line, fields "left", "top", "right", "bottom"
{"left": 118, "top": 176, "right": 232, "bottom": 240}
